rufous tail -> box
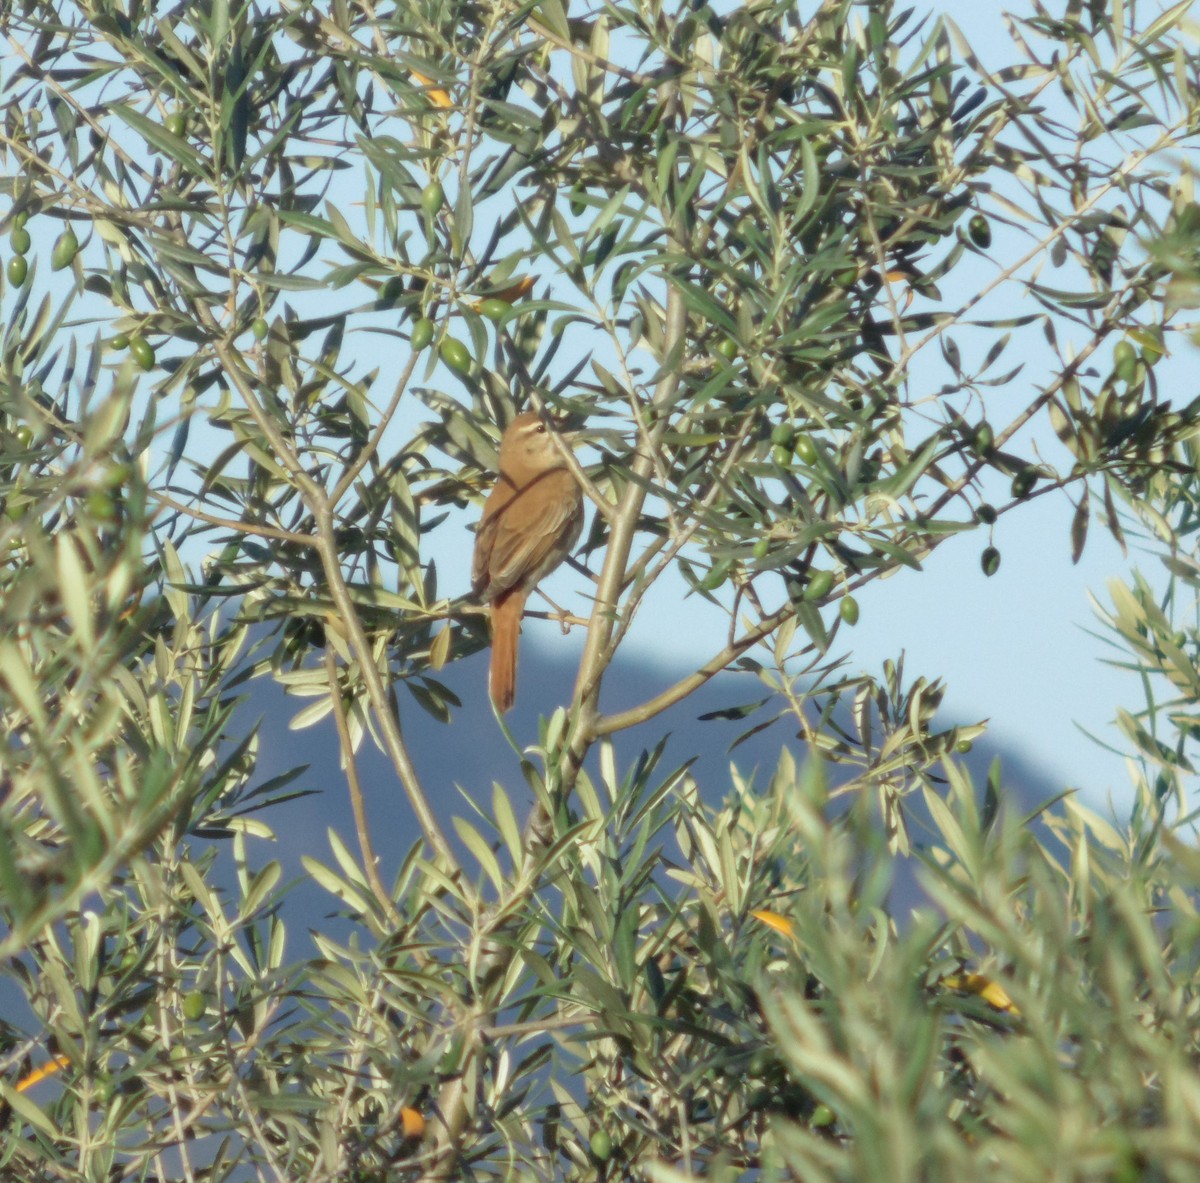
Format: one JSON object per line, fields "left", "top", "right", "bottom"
{"left": 489, "top": 591, "right": 525, "bottom": 713}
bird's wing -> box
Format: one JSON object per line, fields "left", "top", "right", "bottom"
{"left": 476, "top": 471, "right": 581, "bottom": 599}
{"left": 471, "top": 485, "right": 506, "bottom": 596}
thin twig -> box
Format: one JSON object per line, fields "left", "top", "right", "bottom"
{"left": 214, "top": 339, "right": 460, "bottom": 873}
{"left": 570, "top": 280, "right": 689, "bottom": 724}
{"left": 323, "top": 645, "right": 402, "bottom": 926}
{"left": 150, "top": 487, "right": 316, "bottom": 545}
{"left": 331, "top": 348, "right": 420, "bottom": 505}
{"left": 592, "top": 599, "right": 793, "bottom": 736}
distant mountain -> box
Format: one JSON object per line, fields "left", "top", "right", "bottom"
{"left": 243, "top": 638, "right": 1064, "bottom": 938}
{"left": 0, "top": 637, "right": 1069, "bottom": 1043}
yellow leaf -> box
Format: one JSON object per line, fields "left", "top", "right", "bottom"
{"left": 411, "top": 71, "right": 452, "bottom": 109}
{"left": 942, "top": 972, "right": 1019, "bottom": 1015}
{"left": 488, "top": 275, "right": 535, "bottom": 304}
{"left": 15, "top": 1055, "right": 69, "bottom": 1093}
{"left": 882, "top": 269, "right": 915, "bottom": 313}
{"left": 750, "top": 909, "right": 795, "bottom": 940}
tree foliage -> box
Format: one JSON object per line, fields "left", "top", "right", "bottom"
{"left": 1, "top": 0, "right": 1200, "bottom": 1179}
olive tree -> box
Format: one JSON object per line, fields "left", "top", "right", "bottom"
{"left": 1, "top": 0, "right": 1199, "bottom": 1179}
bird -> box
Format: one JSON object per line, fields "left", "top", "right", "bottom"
{"left": 471, "top": 411, "right": 584, "bottom": 713}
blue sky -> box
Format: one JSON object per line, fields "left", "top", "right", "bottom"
{"left": 489, "top": 0, "right": 1178, "bottom": 811}
{"left": 6, "top": 1, "right": 1187, "bottom": 813}
{"left": 484, "top": 0, "right": 1185, "bottom": 808}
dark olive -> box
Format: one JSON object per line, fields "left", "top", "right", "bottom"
{"left": 1010, "top": 467, "right": 1038, "bottom": 499}
{"left": 981, "top": 546, "right": 1001, "bottom": 577}
{"left": 968, "top": 213, "right": 991, "bottom": 248}
{"left": 378, "top": 276, "right": 405, "bottom": 306}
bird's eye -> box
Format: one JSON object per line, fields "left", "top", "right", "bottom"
{"left": 535, "top": 424, "right": 546, "bottom": 433}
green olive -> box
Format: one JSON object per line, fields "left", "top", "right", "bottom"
{"left": 975, "top": 503, "right": 996, "bottom": 525}
{"left": 773, "top": 445, "right": 792, "bottom": 466}
{"left": 770, "top": 423, "right": 795, "bottom": 448}
{"left": 589, "top": 1130, "right": 613, "bottom": 1162}
{"left": 811, "top": 1104, "right": 836, "bottom": 1128}
{"left": 980, "top": 546, "right": 1001, "bottom": 577}
{"left": 50, "top": 226, "right": 79, "bottom": 271}
{"left": 793, "top": 434, "right": 819, "bottom": 465}
{"left": 164, "top": 111, "right": 187, "bottom": 137}
{"left": 839, "top": 594, "right": 859, "bottom": 625}
{"left": 1010, "top": 467, "right": 1038, "bottom": 499}
{"left": 7, "top": 255, "right": 28, "bottom": 286}
{"left": 955, "top": 738, "right": 973, "bottom": 753}
{"left": 181, "top": 990, "right": 206, "bottom": 1021}
{"left": 1113, "top": 339, "right": 1138, "bottom": 384}
{"left": 752, "top": 537, "right": 770, "bottom": 560}
{"left": 1137, "top": 330, "right": 1164, "bottom": 365}
{"left": 102, "top": 463, "right": 131, "bottom": 489}
{"left": 109, "top": 332, "right": 129, "bottom": 350}
{"left": 128, "top": 336, "right": 155, "bottom": 371}
{"left": 699, "top": 558, "right": 733, "bottom": 591}
{"left": 479, "top": 298, "right": 511, "bottom": 321}
{"left": 86, "top": 491, "right": 118, "bottom": 522}
{"left": 439, "top": 336, "right": 471, "bottom": 373}
{"left": 803, "top": 569, "right": 834, "bottom": 602}
{"left": 10, "top": 226, "right": 30, "bottom": 255}
{"left": 419, "top": 180, "right": 445, "bottom": 218}
{"left": 715, "top": 337, "right": 738, "bottom": 361}
{"left": 569, "top": 186, "right": 587, "bottom": 216}
{"left": 967, "top": 213, "right": 991, "bottom": 249}
{"left": 972, "top": 421, "right": 994, "bottom": 455}
{"left": 251, "top": 317, "right": 269, "bottom": 340}
{"left": 12, "top": 211, "right": 28, "bottom": 229}
{"left": 410, "top": 317, "right": 435, "bottom": 350}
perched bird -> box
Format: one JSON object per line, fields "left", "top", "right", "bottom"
{"left": 471, "top": 411, "right": 584, "bottom": 712}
